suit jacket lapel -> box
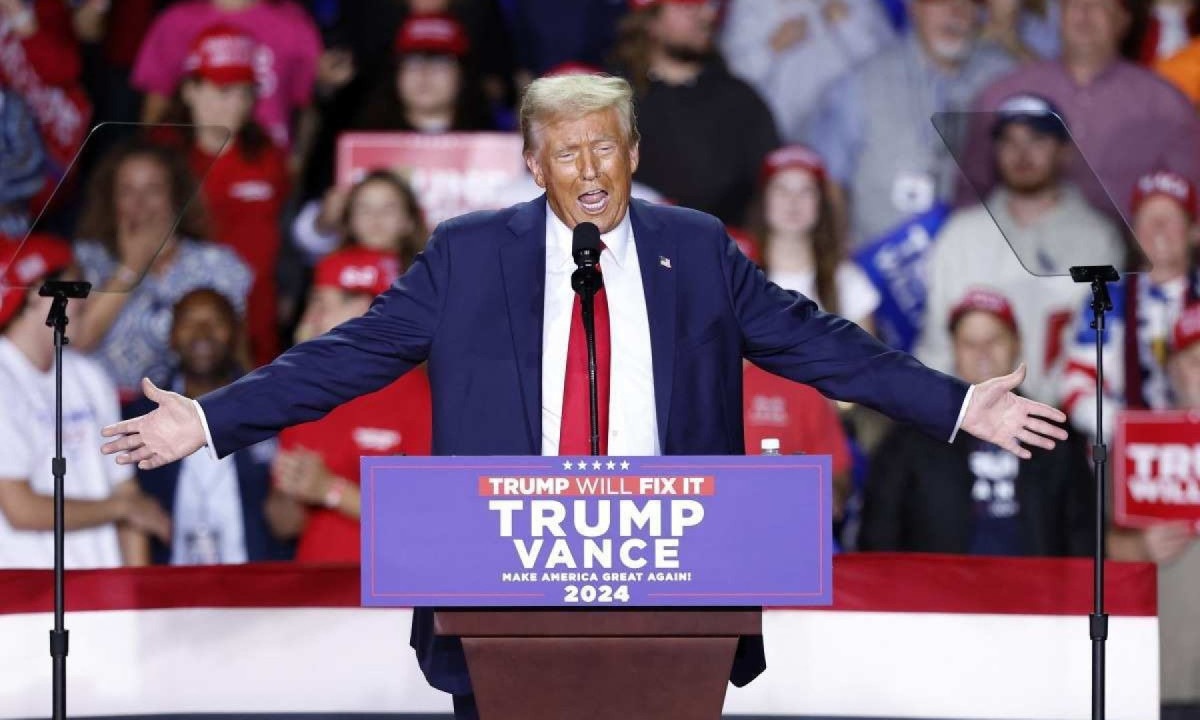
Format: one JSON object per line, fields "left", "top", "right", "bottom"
{"left": 501, "top": 197, "right": 547, "bottom": 451}
{"left": 631, "top": 201, "right": 676, "bottom": 450}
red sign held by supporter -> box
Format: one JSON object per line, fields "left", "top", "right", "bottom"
{"left": 1113, "top": 410, "right": 1200, "bottom": 532}
{"left": 337, "top": 132, "right": 528, "bottom": 228}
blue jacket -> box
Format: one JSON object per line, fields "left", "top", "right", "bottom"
{"left": 199, "top": 197, "right": 969, "bottom": 694}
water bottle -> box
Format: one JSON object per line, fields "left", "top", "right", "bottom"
{"left": 760, "top": 438, "right": 781, "bottom": 456}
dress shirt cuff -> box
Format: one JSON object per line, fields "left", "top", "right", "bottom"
{"left": 948, "top": 384, "right": 975, "bottom": 443}
{"left": 192, "top": 399, "right": 219, "bottom": 461}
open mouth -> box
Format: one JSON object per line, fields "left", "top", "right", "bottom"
{"left": 577, "top": 189, "right": 609, "bottom": 215}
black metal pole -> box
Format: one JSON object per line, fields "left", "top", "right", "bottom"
{"left": 581, "top": 290, "right": 600, "bottom": 457}
{"left": 49, "top": 293, "right": 70, "bottom": 720}
{"left": 1089, "top": 277, "right": 1110, "bottom": 720}
{"left": 51, "top": 300, "right": 68, "bottom": 720}
{"left": 1069, "top": 265, "right": 1116, "bottom": 720}
{"left": 40, "top": 279, "right": 91, "bottom": 720}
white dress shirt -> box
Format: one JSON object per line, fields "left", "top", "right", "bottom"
{"left": 541, "top": 205, "right": 660, "bottom": 456}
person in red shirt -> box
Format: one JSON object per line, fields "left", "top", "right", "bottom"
{"left": 266, "top": 247, "right": 432, "bottom": 563}
{"left": 171, "top": 25, "right": 290, "bottom": 367}
{"left": 742, "top": 361, "right": 853, "bottom": 519}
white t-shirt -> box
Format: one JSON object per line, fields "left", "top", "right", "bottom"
{"left": 0, "top": 338, "right": 132, "bottom": 568}
{"left": 769, "top": 261, "right": 881, "bottom": 325}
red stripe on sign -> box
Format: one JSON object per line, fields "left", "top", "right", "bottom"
{"left": 0, "top": 554, "right": 1156, "bottom": 617}
{"left": 0, "top": 562, "right": 359, "bottom": 615}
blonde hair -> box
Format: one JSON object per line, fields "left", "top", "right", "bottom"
{"left": 519, "top": 74, "right": 640, "bottom": 157}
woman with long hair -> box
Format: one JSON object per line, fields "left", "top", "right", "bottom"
{"left": 353, "top": 13, "right": 492, "bottom": 133}
{"left": 293, "top": 170, "right": 428, "bottom": 342}
{"left": 291, "top": 14, "right": 487, "bottom": 273}
{"left": 165, "top": 24, "right": 290, "bottom": 367}
{"left": 72, "top": 137, "right": 252, "bottom": 404}
{"left": 1060, "top": 170, "right": 1200, "bottom": 442}
{"left": 339, "top": 170, "right": 428, "bottom": 267}
{"left": 749, "top": 145, "right": 879, "bottom": 332}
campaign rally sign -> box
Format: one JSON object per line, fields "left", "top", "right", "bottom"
{"left": 853, "top": 203, "right": 951, "bottom": 352}
{"left": 1114, "top": 410, "right": 1200, "bottom": 531}
{"left": 361, "top": 455, "right": 832, "bottom": 607}
{"left": 337, "top": 132, "right": 527, "bottom": 227}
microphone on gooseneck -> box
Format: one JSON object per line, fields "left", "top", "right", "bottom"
{"left": 571, "top": 222, "right": 604, "bottom": 296}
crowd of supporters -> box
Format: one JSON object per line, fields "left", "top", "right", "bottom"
{"left": 2, "top": 0, "right": 1200, "bottom": 712}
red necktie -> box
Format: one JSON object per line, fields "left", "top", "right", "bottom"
{"left": 559, "top": 267, "right": 610, "bottom": 456}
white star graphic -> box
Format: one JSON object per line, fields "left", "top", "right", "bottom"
{"left": 576, "top": 460, "right": 589, "bottom": 470}
{"left": 562, "top": 460, "right": 573, "bottom": 470}
{"left": 606, "top": 460, "right": 616, "bottom": 470}
{"left": 592, "top": 460, "right": 602, "bottom": 470}
{"left": 620, "top": 460, "right": 630, "bottom": 470}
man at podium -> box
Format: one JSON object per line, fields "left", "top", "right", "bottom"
{"left": 101, "top": 73, "right": 1070, "bottom": 718}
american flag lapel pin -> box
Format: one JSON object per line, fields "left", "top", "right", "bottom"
{"left": 659, "top": 255, "right": 671, "bottom": 269}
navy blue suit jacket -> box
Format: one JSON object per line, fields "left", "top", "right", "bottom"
{"left": 199, "top": 197, "right": 969, "bottom": 694}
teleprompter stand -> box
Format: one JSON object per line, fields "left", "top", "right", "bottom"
{"left": 40, "top": 279, "right": 92, "bottom": 720}
{"left": 1070, "top": 264, "right": 1119, "bottom": 720}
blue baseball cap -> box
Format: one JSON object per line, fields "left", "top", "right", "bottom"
{"left": 991, "top": 94, "right": 1070, "bottom": 142}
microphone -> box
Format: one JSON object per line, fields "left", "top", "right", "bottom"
{"left": 570, "top": 221, "right": 604, "bottom": 455}
{"left": 571, "top": 222, "right": 604, "bottom": 296}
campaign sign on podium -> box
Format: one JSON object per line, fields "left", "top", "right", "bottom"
{"left": 361, "top": 455, "right": 832, "bottom": 607}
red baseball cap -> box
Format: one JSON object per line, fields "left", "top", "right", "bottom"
{"left": 629, "top": 0, "right": 712, "bottom": 10}
{"left": 314, "top": 247, "right": 399, "bottom": 297}
{"left": 759, "top": 145, "right": 827, "bottom": 189}
{"left": 0, "top": 234, "right": 73, "bottom": 327}
{"left": 395, "top": 14, "right": 469, "bottom": 57}
{"left": 184, "top": 24, "right": 258, "bottom": 86}
{"left": 948, "top": 288, "right": 1019, "bottom": 336}
{"left": 1173, "top": 303, "right": 1200, "bottom": 353}
{"left": 1132, "top": 170, "right": 1197, "bottom": 220}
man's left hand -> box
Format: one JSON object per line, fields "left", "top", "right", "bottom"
{"left": 961, "top": 364, "right": 1068, "bottom": 459}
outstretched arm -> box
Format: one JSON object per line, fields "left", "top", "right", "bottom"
{"left": 723, "top": 229, "right": 1066, "bottom": 456}
{"left": 102, "top": 227, "right": 453, "bottom": 467}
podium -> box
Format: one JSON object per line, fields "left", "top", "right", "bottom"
{"left": 436, "top": 608, "right": 760, "bottom": 719}
{"left": 361, "top": 455, "right": 831, "bottom": 719}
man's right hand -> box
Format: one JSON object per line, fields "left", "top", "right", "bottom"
{"left": 101, "top": 378, "right": 207, "bottom": 470}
